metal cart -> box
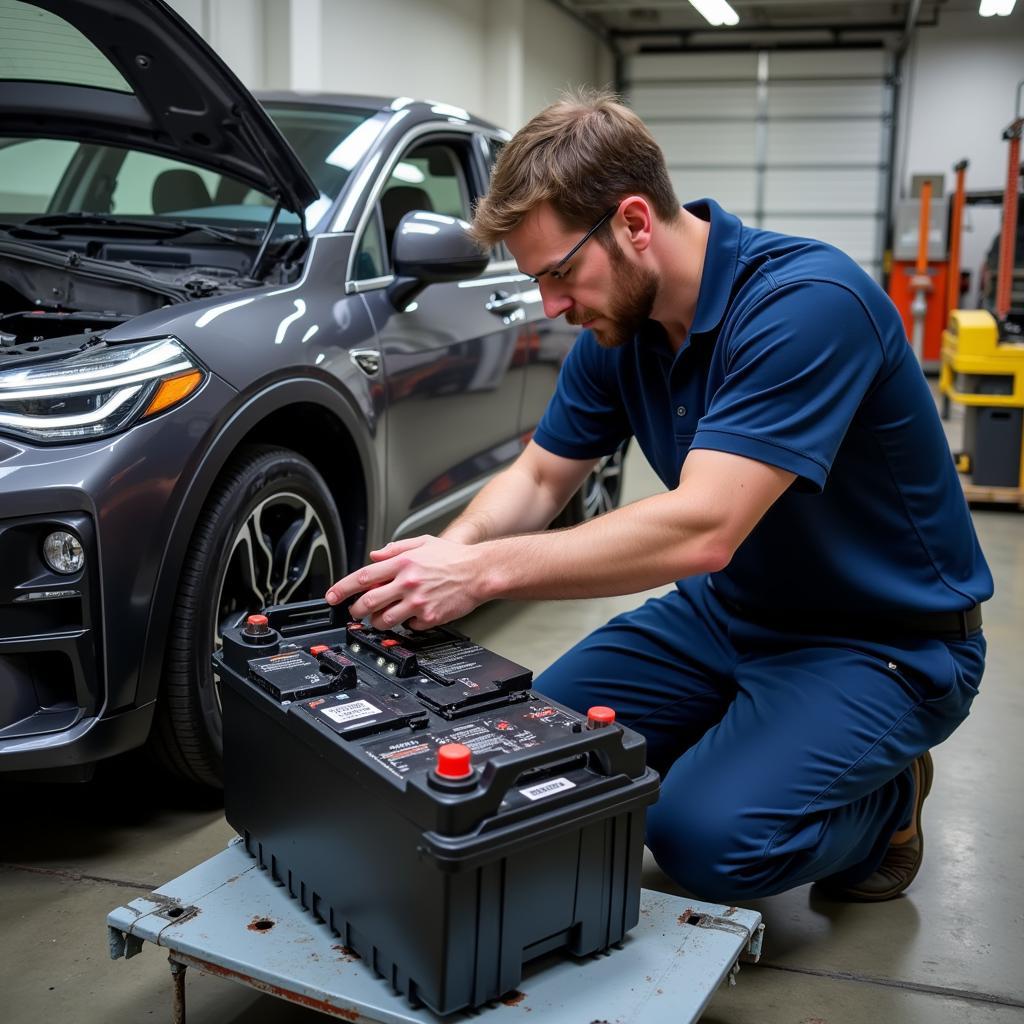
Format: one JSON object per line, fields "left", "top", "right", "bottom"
{"left": 108, "top": 837, "right": 764, "bottom": 1023}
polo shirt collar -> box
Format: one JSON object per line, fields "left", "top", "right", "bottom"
{"left": 686, "top": 198, "right": 742, "bottom": 337}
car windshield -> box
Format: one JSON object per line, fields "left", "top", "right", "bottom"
{"left": 0, "top": 105, "right": 376, "bottom": 232}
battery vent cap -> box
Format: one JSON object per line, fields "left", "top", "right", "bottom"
{"left": 587, "top": 706, "right": 616, "bottom": 729}
{"left": 436, "top": 743, "right": 472, "bottom": 779}
{"left": 242, "top": 614, "right": 271, "bottom": 640}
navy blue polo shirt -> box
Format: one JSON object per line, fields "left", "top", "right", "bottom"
{"left": 533, "top": 199, "right": 992, "bottom": 614}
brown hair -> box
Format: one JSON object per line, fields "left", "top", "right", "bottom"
{"left": 471, "top": 87, "right": 680, "bottom": 249}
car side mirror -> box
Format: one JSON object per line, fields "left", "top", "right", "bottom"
{"left": 387, "top": 211, "right": 488, "bottom": 311}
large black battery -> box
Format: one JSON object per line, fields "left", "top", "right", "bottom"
{"left": 216, "top": 600, "right": 660, "bottom": 1016}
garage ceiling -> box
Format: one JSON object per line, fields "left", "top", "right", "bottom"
{"left": 553, "top": 0, "right": 982, "bottom": 48}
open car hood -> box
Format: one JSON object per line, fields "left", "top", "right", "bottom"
{"left": 0, "top": 0, "right": 320, "bottom": 214}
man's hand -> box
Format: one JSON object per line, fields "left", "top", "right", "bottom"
{"left": 325, "top": 535, "right": 487, "bottom": 630}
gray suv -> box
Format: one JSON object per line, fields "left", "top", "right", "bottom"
{"left": 0, "top": 0, "right": 626, "bottom": 785}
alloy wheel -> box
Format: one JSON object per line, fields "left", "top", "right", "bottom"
{"left": 581, "top": 447, "right": 625, "bottom": 520}
{"left": 211, "top": 491, "right": 336, "bottom": 707}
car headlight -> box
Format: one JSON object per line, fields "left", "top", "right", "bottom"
{"left": 0, "top": 337, "right": 206, "bottom": 444}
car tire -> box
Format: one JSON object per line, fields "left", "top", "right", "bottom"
{"left": 150, "top": 444, "right": 346, "bottom": 787}
{"left": 551, "top": 439, "right": 629, "bottom": 529}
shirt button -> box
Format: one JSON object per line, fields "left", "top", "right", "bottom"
{"left": 676, "top": 405, "right": 687, "bottom": 417}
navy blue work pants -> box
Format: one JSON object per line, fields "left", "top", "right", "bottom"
{"left": 534, "top": 575, "right": 985, "bottom": 903}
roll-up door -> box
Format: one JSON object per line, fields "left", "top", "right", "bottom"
{"left": 626, "top": 48, "right": 893, "bottom": 282}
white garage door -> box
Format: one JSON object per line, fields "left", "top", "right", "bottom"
{"left": 626, "top": 48, "right": 893, "bottom": 281}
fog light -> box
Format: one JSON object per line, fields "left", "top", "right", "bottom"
{"left": 43, "top": 531, "right": 85, "bottom": 574}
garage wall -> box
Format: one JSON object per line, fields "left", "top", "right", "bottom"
{"left": 167, "top": 0, "right": 265, "bottom": 88}
{"left": 317, "top": 0, "right": 487, "bottom": 106}
{"left": 625, "top": 48, "right": 893, "bottom": 281}
{"left": 165, "top": 0, "right": 610, "bottom": 131}
{"left": 895, "top": 8, "right": 1024, "bottom": 304}
{"left": 521, "top": 3, "right": 614, "bottom": 127}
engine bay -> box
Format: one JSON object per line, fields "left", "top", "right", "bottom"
{"left": 0, "top": 225, "right": 305, "bottom": 355}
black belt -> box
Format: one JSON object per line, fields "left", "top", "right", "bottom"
{"left": 716, "top": 594, "right": 983, "bottom": 642}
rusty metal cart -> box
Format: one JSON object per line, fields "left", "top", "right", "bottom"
{"left": 108, "top": 837, "right": 764, "bottom": 1023}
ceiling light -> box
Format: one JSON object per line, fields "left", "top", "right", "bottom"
{"left": 689, "top": 0, "right": 740, "bottom": 26}
{"left": 979, "top": 0, "right": 1016, "bottom": 14}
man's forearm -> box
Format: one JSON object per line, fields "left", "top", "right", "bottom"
{"left": 473, "top": 489, "right": 728, "bottom": 601}
{"left": 331, "top": 450, "right": 794, "bottom": 630}
{"left": 440, "top": 462, "right": 568, "bottom": 544}
{"left": 472, "top": 450, "right": 795, "bottom": 603}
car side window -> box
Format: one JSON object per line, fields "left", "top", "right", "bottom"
{"left": 355, "top": 140, "right": 473, "bottom": 277}
{"left": 109, "top": 150, "right": 225, "bottom": 216}
{"left": 0, "top": 138, "right": 79, "bottom": 213}
{"left": 353, "top": 207, "right": 386, "bottom": 280}
{"left": 482, "top": 136, "right": 510, "bottom": 262}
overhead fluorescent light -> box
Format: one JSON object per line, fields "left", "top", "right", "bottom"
{"left": 689, "top": 0, "right": 740, "bottom": 26}
{"left": 979, "top": 0, "right": 1016, "bottom": 13}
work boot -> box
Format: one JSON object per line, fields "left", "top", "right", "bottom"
{"left": 819, "top": 750, "right": 934, "bottom": 902}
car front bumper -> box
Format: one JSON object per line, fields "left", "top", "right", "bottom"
{"left": 0, "top": 374, "right": 236, "bottom": 771}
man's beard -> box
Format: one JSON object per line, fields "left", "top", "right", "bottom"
{"left": 566, "top": 241, "right": 659, "bottom": 349}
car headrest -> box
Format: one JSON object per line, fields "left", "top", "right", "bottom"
{"left": 381, "top": 186, "right": 433, "bottom": 232}
{"left": 152, "top": 169, "right": 212, "bottom": 214}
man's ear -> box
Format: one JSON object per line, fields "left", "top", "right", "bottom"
{"left": 618, "top": 196, "right": 653, "bottom": 254}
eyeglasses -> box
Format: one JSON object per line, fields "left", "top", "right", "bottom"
{"left": 528, "top": 205, "right": 618, "bottom": 283}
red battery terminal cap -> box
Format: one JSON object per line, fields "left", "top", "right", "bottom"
{"left": 244, "top": 614, "right": 269, "bottom": 633}
{"left": 310, "top": 644, "right": 330, "bottom": 656}
{"left": 436, "top": 743, "right": 473, "bottom": 779}
{"left": 381, "top": 638, "right": 400, "bottom": 648}
{"left": 587, "top": 706, "right": 616, "bottom": 728}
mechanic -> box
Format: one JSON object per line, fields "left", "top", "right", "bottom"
{"left": 326, "top": 90, "right": 991, "bottom": 904}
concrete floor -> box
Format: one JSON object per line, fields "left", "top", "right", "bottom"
{"left": 2, "top": 438, "right": 1023, "bottom": 1023}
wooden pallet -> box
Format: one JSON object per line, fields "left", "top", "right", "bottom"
{"left": 961, "top": 480, "right": 1024, "bottom": 510}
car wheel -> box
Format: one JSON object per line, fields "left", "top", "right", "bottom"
{"left": 150, "top": 444, "right": 346, "bottom": 787}
{"left": 552, "top": 440, "right": 629, "bottom": 529}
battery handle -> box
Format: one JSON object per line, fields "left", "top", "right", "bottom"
{"left": 478, "top": 725, "right": 628, "bottom": 798}
{"left": 263, "top": 599, "right": 350, "bottom": 637}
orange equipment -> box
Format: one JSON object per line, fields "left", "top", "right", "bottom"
{"left": 887, "top": 177, "right": 949, "bottom": 369}
{"left": 947, "top": 160, "right": 968, "bottom": 317}
{"left": 995, "top": 101, "right": 1023, "bottom": 320}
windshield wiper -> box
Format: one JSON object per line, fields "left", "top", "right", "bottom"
{"left": 20, "top": 213, "right": 262, "bottom": 246}
{"left": 0, "top": 221, "right": 63, "bottom": 240}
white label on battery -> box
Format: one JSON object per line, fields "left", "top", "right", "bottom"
{"left": 518, "top": 777, "right": 576, "bottom": 801}
{"left": 320, "top": 699, "right": 381, "bottom": 724}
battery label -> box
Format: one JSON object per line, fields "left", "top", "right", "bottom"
{"left": 417, "top": 641, "right": 487, "bottom": 682}
{"left": 518, "top": 777, "right": 576, "bottom": 801}
{"left": 364, "top": 737, "right": 434, "bottom": 778}
{"left": 248, "top": 649, "right": 334, "bottom": 702}
{"left": 256, "top": 651, "right": 310, "bottom": 672}
{"left": 362, "top": 703, "right": 580, "bottom": 777}
{"left": 320, "top": 699, "right": 382, "bottom": 725}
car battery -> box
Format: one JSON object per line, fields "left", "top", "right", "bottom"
{"left": 216, "top": 599, "right": 660, "bottom": 1016}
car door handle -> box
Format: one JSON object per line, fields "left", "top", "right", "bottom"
{"left": 485, "top": 291, "right": 525, "bottom": 323}
{"left": 350, "top": 348, "right": 381, "bottom": 376}
{"left": 485, "top": 292, "right": 523, "bottom": 315}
